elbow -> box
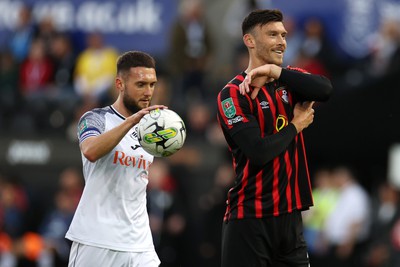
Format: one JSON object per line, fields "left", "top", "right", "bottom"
{"left": 81, "top": 146, "right": 99, "bottom": 163}
{"left": 319, "top": 78, "right": 334, "bottom": 102}
{"left": 82, "top": 151, "right": 98, "bottom": 163}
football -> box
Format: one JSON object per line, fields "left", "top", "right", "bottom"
{"left": 137, "top": 109, "right": 186, "bottom": 157}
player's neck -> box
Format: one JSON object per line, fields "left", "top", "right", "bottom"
{"left": 112, "top": 99, "right": 131, "bottom": 118}
{"left": 246, "top": 57, "right": 266, "bottom": 73}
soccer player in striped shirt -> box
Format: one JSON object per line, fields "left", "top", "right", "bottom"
{"left": 216, "top": 9, "right": 333, "bottom": 267}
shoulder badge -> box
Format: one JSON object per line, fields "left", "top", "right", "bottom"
{"left": 222, "top": 98, "right": 236, "bottom": 118}
{"left": 78, "top": 119, "right": 88, "bottom": 135}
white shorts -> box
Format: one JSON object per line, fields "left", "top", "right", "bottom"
{"left": 68, "top": 242, "right": 161, "bottom": 267}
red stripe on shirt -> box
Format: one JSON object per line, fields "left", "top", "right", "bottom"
{"left": 224, "top": 188, "right": 233, "bottom": 221}
{"left": 294, "top": 135, "right": 302, "bottom": 209}
{"left": 284, "top": 151, "right": 293, "bottom": 212}
{"left": 300, "top": 133, "right": 313, "bottom": 204}
{"left": 254, "top": 93, "right": 266, "bottom": 218}
{"left": 264, "top": 88, "right": 280, "bottom": 215}
{"left": 255, "top": 170, "right": 263, "bottom": 218}
{"left": 230, "top": 87, "right": 252, "bottom": 121}
{"left": 272, "top": 157, "right": 280, "bottom": 216}
{"left": 275, "top": 88, "right": 295, "bottom": 213}
{"left": 237, "top": 161, "right": 250, "bottom": 219}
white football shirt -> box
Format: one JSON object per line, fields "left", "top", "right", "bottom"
{"left": 66, "top": 106, "right": 155, "bottom": 252}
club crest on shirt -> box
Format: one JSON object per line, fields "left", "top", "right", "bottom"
{"left": 276, "top": 87, "right": 289, "bottom": 104}
{"left": 222, "top": 97, "right": 236, "bottom": 118}
{"left": 130, "top": 126, "right": 139, "bottom": 140}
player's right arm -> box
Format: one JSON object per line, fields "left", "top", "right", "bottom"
{"left": 80, "top": 118, "right": 137, "bottom": 162}
{"left": 232, "top": 102, "right": 314, "bottom": 166}
{"left": 80, "top": 105, "right": 165, "bottom": 162}
{"left": 217, "top": 85, "right": 314, "bottom": 166}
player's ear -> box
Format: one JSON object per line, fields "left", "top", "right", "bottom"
{"left": 115, "top": 76, "right": 123, "bottom": 91}
{"left": 243, "top": 33, "right": 255, "bottom": 48}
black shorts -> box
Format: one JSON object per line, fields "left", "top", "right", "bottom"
{"left": 221, "top": 211, "right": 309, "bottom": 267}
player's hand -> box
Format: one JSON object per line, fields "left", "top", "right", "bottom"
{"left": 127, "top": 105, "right": 168, "bottom": 125}
{"left": 239, "top": 64, "right": 282, "bottom": 99}
{"left": 291, "top": 101, "right": 315, "bottom": 133}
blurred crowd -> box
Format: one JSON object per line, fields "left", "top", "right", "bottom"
{"left": 1, "top": 0, "right": 400, "bottom": 266}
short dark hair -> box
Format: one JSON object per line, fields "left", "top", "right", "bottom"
{"left": 117, "top": 51, "right": 156, "bottom": 77}
{"left": 242, "top": 9, "right": 283, "bottom": 36}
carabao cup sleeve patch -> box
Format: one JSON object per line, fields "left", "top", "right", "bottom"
{"left": 78, "top": 119, "right": 88, "bottom": 135}
{"left": 77, "top": 114, "right": 102, "bottom": 143}
{"left": 221, "top": 97, "right": 236, "bottom": 118}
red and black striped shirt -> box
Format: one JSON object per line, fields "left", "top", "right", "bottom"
{"left": 216, "top": 67, "right": 332, "bottom": 221}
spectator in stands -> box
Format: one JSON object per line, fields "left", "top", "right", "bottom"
{"left": 365, "top": 182, "right": 400, "bottom": 267}
{"left": 198, "top": 162, "right": 235, "bottom": 267}
{"left": 147, "top": 160, "right": 179, "bottom": 248}
{"left": 35, "top": 16, "right": 59, "bottom": 59}
{"left": 48, "top": 32, "right": 79, "bottom": 127}
{"left": 0, "top": 176, "right": 29, "bottom": 239}
{"left": 57, "top": 167, "right": 83, "bottom": 210}
{"left": 39, "top": 190, "right": 77, "bottom": 267}
{"left": 50, "top": 33, "right": 76, "bottom": 91}
{"left": 0, "top": 229, "right": 15, "bottom": 267}
{"left": 19, "top": 37, "right": 54, "bottom": 130}
{"left": 302, "top": 167, "right": 338, "bottom": 265}
{"left": 366, "top": 17, "right": 400, "bottom": 78}
{"left": 282, "top": 16, "right": 303, "bottom": 67}
{"left": 73, "top": 32, "right": 118, "bottom": 106}
{"left": 322, "top": 166, "right": 370, "bottom": 267}
{"left": 167, "top": 0, "right": 214, "bottom": 110}
{"left": 0, "top": 51, "right": 20, "bottom": 129}
{"left": 8, "top": 4, "right": 36, "bottom": 63}
{"left": 294, "top": 17, "right": 335, "bottom": 77}
{"left": 19, "top": 38, "right": 54, "bottom": 97}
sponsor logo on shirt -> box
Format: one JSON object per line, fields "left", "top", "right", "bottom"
{"left": 113, "top": 151, "right": 151, "bottom": 170}
{"left": 260, "top": 101, "right": 270, "bottom": 109}
{"left": 275, "top": 114, "right": 288, "bottom": 132}
{"left": 222, "top": 97, "right": 236, "bottom": 118}
{"left": 228, "top": 116, "right": 244, "bottom": 125}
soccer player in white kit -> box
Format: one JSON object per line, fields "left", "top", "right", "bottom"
{"left": 66, "top": 51, "right": 166, "bottom": 267}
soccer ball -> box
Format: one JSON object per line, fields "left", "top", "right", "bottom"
{"left": 137, "top": 109, "right": 186, "bottom": 157}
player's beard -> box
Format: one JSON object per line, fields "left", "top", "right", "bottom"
{"left": 123, "top": 93, "right": 146, "bottom": 115}
{"left": 256, "top": 43, "right": 284, "bottom": 66}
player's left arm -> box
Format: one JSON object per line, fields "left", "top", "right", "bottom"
{"left": 240, "top": 64, "right": 333, "bottom": 101}
{"left": 279, "top": 67, "right": 333, "bottom": 101}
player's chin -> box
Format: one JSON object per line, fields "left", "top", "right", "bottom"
{"left": 139, "top": 100, "right": 150, "bottom": 108}
{"left": 272, "top": 56, "right": 283, "bottom": 66}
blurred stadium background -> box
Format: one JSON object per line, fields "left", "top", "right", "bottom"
{"left": 0, "top": 0, "right": 400, "bottom": 266}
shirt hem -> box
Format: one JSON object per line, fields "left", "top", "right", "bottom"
{"left": 65, "top": 234, "right": 155, "bottom": 252}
